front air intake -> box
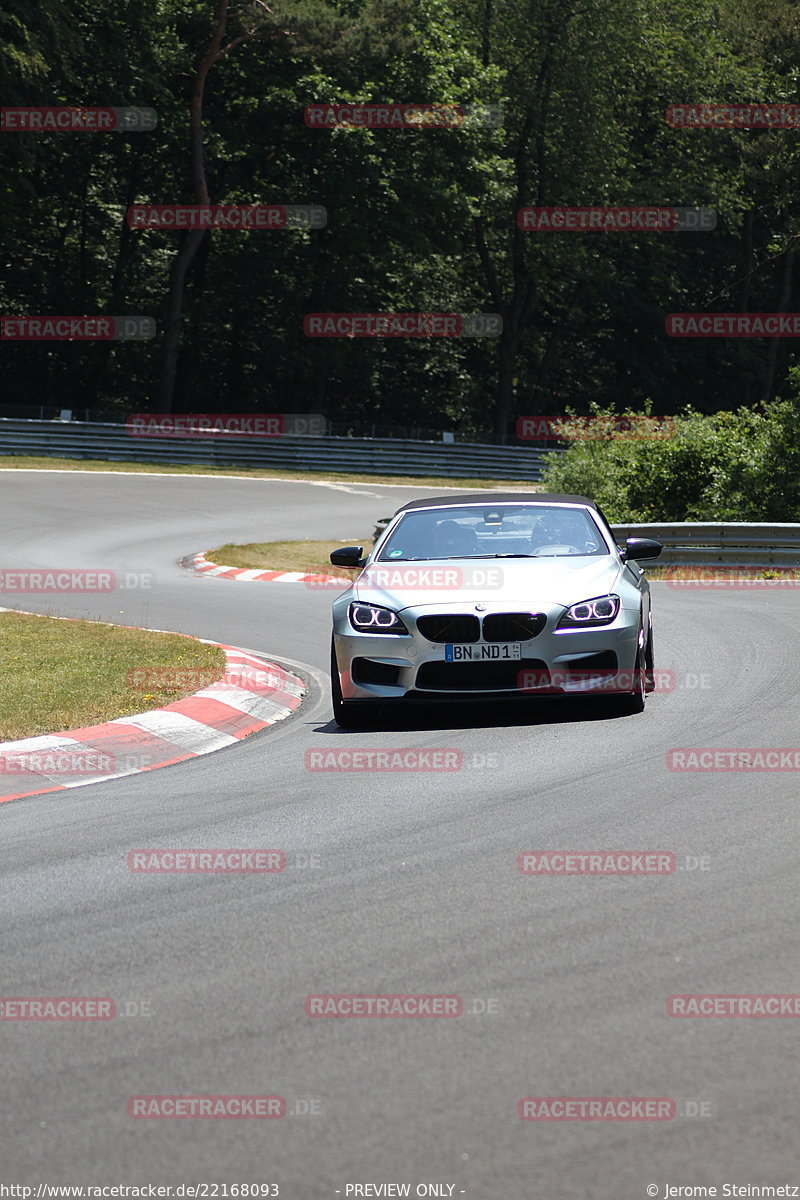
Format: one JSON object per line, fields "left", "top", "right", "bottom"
{"left": 416, "top": 614, "right": 480, "bottom": 643}
{"left": 482, "top": 612, "right": 547, "bottom": 641}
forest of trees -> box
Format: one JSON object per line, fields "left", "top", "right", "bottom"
{"left": 1, "top": 0, "right": 798, "bottom": 441}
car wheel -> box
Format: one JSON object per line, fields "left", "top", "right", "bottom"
{"left": 644, "top": 618, "right": 655, "bottom": 693}
{"left": 330, "top": 638, "right": 363, "bottom": 729}
{"left": 616, "top": 629, "right": 646, "bottom": 715}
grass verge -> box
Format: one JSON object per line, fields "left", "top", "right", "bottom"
{"left": 0, "top": 455, "right": 535, "bottom": 491}
{"left": 207, "top": 539, "right": 370, "bottom": 574}
{"left": 204, "top": 543, "right": 800, "bottom": 583}
{"left": 0, "top": 611, "right": 226, "bottom": 741}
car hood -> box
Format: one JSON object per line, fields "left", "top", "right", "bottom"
{"left": 352, "top": 555, "right": 622, "bottom": 611}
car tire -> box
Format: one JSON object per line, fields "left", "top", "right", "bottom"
{"left": 330, "top": 638, "right": 363, "bottom": 729}
{"left": 644, "top": 618, "right": 655, "bottom": 693}
{"left": 616, "top": 627, "right": 646, "bottom": 715}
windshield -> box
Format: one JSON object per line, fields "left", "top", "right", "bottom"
{"left": 376, "top": 504, "right": 611, "bottom": 561}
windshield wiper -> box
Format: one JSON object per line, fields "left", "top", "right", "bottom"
{"left": 378, "top": 553, "right": 540, "bottom": 561}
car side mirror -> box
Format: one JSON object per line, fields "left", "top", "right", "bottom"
{"left": 620, "top": 537, "right": 663, "bottom": 562}
{"left": 330, "top": 546, "right": 366, "bottom": 569}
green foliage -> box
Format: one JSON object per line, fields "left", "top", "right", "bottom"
{"left": 0, "top": 0, "right": 798, "bottom": 437}
{"left": 539, "top": 368, "right": 800, "bottom": 521}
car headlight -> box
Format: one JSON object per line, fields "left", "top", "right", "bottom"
{"left": 557, "top": 594, "right": 620, "bottom": 629}
{"left": 348, "top": 603, "right": 409, "bottom": 635}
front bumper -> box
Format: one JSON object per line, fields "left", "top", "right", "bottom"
{"left": 332, "top": 600, "right": 642, "bottom": 703}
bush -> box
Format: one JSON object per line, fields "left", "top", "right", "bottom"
{"left": 538, "top": 373, "right": 800, "bottom": 523}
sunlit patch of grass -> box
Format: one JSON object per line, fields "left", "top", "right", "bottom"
{"left": 0, "top": 455, "right": 535, "bottom": 490}
{"left": 207, "top": 538, "right": 370, "bottom": 574}
{"left": 0, "top": 612, "right": 225, "bottom": 740}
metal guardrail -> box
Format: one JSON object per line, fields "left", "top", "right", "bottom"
{"left": 371, "top": 516, "right": 800, "bottom": 566}
{"left": 0, "top": 418, "right": 558, "bottom": 481}
{"left": 3, "top": 420, "right": 795, "bottom": 563}
{"left": 611, "top": 522, "right": 800, "bottom": 567}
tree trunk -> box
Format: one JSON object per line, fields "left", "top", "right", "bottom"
{"left": 154, "top": 0, "right": 266, "bottom": 413}
{"left": 474, "top": 17, "right": 559, "bottom": 441}
{"left": 493, "top": 329, "right": 519, "bottom": 441}
{"left": 739, "top": 210, "right": 755, "bottom": 313}
{"left": 90, "top": 144, "right": 147, "bottom": 412}
{"left": 155, "top": 229, "right": 208, "bottom": 412}
{"left": 529, "top": 278, "right": 586, "bottom": 403}
{"left": 481, "top": 0, "right": 493, "bottom": 65}
{"left": 763, "top": 248, "right": 795, "bottom": 403}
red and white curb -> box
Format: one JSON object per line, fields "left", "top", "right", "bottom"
{"left": 182, "top": 551, "right": 350, "bottom": 586}
{"left": 0, "top": 643, "right": 305, "bottom": 805}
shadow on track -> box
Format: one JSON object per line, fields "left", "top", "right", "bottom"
{"left": 314, "top": 694, "right": 656, "bottom": 734}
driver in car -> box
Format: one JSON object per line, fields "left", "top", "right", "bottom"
{"left": 436, "top": 520, "right": 479, "bottom": 557}
{"left": 529, "top": 512, "right": 591, "bottom": 552}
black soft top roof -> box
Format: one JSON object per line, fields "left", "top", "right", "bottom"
{"left": 394, "top": 492, "right": 597, "bottom": 515}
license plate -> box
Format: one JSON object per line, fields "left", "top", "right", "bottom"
{"left": 445, "top": 643, "right": 522, "bottom": 662}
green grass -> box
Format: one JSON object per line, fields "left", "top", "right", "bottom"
{"left": 0, "top": 455, "right": 536, "bottom": 490}
{"left": 0, "top": 611, "right": 226, "bottom": 740}
{"left": 206, "top": 543, "right": 800, "bottom": 582}
{"left": 207, "top": 538, "right": 370, "bottom": 574}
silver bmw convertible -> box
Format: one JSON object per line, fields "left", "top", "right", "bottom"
{"left": 329, "top": 492, "right": 662, "bottom": 727}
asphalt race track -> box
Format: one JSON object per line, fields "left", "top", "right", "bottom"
{"left": 1, "top": 470, "right": 799, "bottom": 1197}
